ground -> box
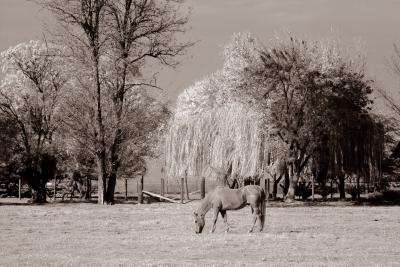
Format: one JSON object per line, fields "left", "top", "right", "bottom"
{"left": 0, "top": 199, "right": 399, "bottom": 266}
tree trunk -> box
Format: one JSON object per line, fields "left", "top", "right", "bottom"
{"left": 284, "top": 171, "right": 290, "bottom": 196}
{"left": 272, "top": 175, "right": 282, "bottom": 200}
{"left": 26, "top": 167, "right": 47, "bottom": 203}
{"left": 339, "top": 174, "right": 346, "bottom": 200}
{"left": 94, "top": 52, "right": 107, "bottom": 205}
{"left": 84, "top": 177, "right": 91, "bottom": 200}
{"left": 264, "top": 178, "right": 270, "bottom": 199}
{"left": 31, "top": 183, "right": 47, "bottom": 203}
{"left": 286, "top": 178, "right": 297, "bottom": 201}
{"left": 105, "top": 88, "right": 124, "bottom": 204}
{"left": 96, "top": 155, "right": 107, "bottom": 205}
{"left": 285, "top": 163, "right": 297, "bottom": 201}
{"left": 105, "top": 172, "right": 117, "bottom": 204}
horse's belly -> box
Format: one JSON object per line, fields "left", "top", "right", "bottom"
{"left": 221, "top": 196, "right": 247, "bottom": 210}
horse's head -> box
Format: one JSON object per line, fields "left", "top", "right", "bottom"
{"left": 193, "top": 212, "right": 205, "bottom": 234}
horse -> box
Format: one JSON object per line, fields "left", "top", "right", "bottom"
{"left": 193, "top": 185, "right": 266, "bottom": 234}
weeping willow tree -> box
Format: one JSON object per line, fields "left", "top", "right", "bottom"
{"left": 165, "top": 100, "right": 282, "bottom": 185}
{"left": 165, "top": 33, "right": 385, "bottom": 200}
{"left": 165, "top": 34, "right": 284, "bottom": 187}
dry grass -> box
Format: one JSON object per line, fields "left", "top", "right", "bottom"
{"left": 0, "top": 199, "right": 399, "bottom": 266}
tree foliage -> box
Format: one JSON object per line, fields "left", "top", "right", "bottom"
{"left": 0, "top": 41, "right": 67, "bottom": 202}
{"left": 166, "top": 33, "right": 383, "bottom": 200}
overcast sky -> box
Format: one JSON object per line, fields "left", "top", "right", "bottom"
{"left": 1, "top": 0, "right": 400, "bottom": 111}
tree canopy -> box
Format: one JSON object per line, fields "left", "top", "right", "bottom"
{"left": 165, "top": 33, "right": 384, "bottom": 200}
{"left": 0, "top": 40, "right": 67, "bottom": 202}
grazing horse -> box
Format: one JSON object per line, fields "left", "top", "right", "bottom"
{"left": 193, "top": 185, "right": 266, "bottom": 234}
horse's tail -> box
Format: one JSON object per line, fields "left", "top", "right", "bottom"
{"left": 260, "top": 188, "right": 267, "bottom": 230}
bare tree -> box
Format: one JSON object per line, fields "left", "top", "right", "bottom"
{"left": 38, "top": 0, "right": 113, "bottom": 204}
{"left": 103, "top": 0, "right": 191, "bottom": 203}
{"left": 38, "top": 0, "right": 191, "bottom": 204}
{"left": 377, "top": 44, "right": 400, "bottom": 128}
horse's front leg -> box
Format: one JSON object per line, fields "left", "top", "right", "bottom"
{"left": 210, "top": 208, "right": 219, "bottom": 233}
{"left": 220, "top": 210, "right": 229, "bottom": 233}
{"left": 248, "top": 206, "right": 260, "bottom": 233}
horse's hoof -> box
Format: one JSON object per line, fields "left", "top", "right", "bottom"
{"left": 247, "top": 230, "right": 253, "bottom": 234}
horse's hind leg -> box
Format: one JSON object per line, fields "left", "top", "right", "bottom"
{"left": 210, "top": 208, "right": 219, "bottom": 233}
{"left": 220, "top": 210, "right": 229, "bottom": 233}
{"left": 248, "top": 205, "right": 261, "bottom": 233}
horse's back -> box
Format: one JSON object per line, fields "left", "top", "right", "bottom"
{"left": 211, "top": 185, "right": 264, "bottom": 210}
{"left": 242, "top": 185, "right": 264, "bottom": 196}
{"left": 209, "top": 187, "right": 244, "bottom": 210}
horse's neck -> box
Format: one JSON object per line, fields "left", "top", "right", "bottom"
{"left": 198, "top": 194, "right": 212, "bottom": 215}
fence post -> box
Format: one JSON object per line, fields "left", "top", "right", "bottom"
{"left": 138, "top": 175, "right": 143, "bottom": 204}
{"left": 125, "top": 178, "right": 128, "bottom": 201}
{"left": 18, "top": 178, "right": 21, "bottom": 200}
{"left": 357, "top": 173, "right": 361, "bottom": 203}
{"left": 200, "top": 177, "right": 205, "bottom": 199}
{"left": 330, "top": 179, "right": 333, "bottom": 200}
{"left": 184, "top": 171, "right": 189, "bottom": 200}
{"left": 53, "top": 177, "right": 56, "bottom": 201}
{"left": 161, "top": 178, "right": 165, "bottom": 197}
{"left": 88, "top": 178, "right": 91, "bottom": 200}
{"left": 181, "top": 177, "right": 184, "bottom": 203}
{"left": 311, "top": 176, "right": 315, "bottom": 202}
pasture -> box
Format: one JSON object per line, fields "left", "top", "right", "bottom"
{"left": 0, "top": 200, "right": 399, "bottom": 266}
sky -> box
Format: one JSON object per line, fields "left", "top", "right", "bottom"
{"left": 1, "top": 0, "right": 400, "bottom": 112}
{"left": 1, "top": 0, "right": 400, "bottom": 185}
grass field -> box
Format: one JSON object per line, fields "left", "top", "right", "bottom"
{"left": 0, "top": 199, "right": 399, "bottom": 266}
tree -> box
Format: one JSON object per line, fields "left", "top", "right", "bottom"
{"left": 165, "top": 33, "right": 382, "bottom": 202}
{"left": 103, "top": 0, "right": 191, "bottom": 203}
{"left": 240, "top": 36, "right": 382, "bottom": 200}
{"left": 377, "top": 44, "right": 400, "bottom": 122}
{"left": 0, "top": 115, "right": 21, "bottom": 185}
{"left": 165, "top": 34, "right": 282, "bottom": 186}
{"left": 38, "top": 0, "right": 110, "bottom": 204}
{"left": 374, "top": 43, "right": 400, "bottom": 185}
{"left": 38, "top": 0, "right": 190, "bottom": 204}
{"left": 240, "top": 37, "right": 377, "bottom": 200}
{"left": 0, "top": 115, "right": 20, "bottom": 166}
{"left": 0, "top": 41, "right": 66, "bottom": 202}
